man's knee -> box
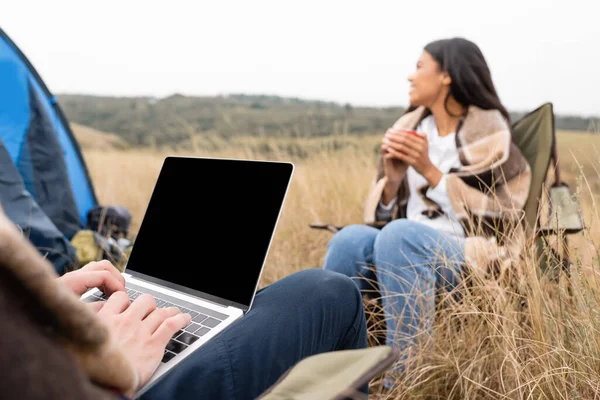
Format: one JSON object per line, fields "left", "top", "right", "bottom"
{"left": 287, "top": 269, "right": 362, "bottom": 308}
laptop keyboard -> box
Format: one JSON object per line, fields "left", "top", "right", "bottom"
{"left": 87, "top": 287, "right": 226, "bottom": 364}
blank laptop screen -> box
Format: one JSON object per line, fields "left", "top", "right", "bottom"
{"left": 125, "top": 156, "right": 293, "bottom": 308}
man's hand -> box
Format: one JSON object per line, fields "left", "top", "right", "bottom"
{"left": 95, "top": 293, "right": 191, "bottom": 396}
{"left": 58, "top": 260, "right": 126, "bottom": 297}
{"left": 59, "top": 260, "right": 191, "bottom": 396}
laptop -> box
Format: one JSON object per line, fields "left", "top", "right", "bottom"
{"left": 80, "top": 156, "right": 294, "bottom": 398}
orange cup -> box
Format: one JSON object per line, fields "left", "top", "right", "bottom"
{"left": 399, "top": 129, "right": 421, "bottom": 137}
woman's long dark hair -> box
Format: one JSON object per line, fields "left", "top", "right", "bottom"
{"left": 412, "top": 37, "right": 510, "bottom": 123}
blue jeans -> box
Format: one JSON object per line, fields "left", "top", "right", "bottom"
{"left": 323, "top": 220, "right": 464, "bottom": 359}
{"left": 142, "top": 269, "right": 368, "bottom": 400}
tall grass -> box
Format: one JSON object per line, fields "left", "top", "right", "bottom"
{"left": 84, "top": 131, "right": 600, "bottom": 399}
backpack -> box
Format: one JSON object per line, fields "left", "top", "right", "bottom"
{"left": 85, "top": 205, "right": 132, "bottom": 239}
{"left": 69, "top": 205, "right": 134, "bottom": 272}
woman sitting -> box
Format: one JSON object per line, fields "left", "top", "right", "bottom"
{"left": 323, "top": 37, "right": 532, "bottom": 383}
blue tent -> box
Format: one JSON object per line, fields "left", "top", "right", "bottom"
{"left": 0, "top": 27, "right": 98, "bottom": 273}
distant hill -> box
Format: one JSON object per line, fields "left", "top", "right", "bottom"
{"left": 70, "top": 123, "right": 129, "bottom": 151}
{"left": 57, "top": 94, "right": 598, "bottom": 148}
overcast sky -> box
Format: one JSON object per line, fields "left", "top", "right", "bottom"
{"left": 2, "top": 0, "right": 599, "bottom": 117}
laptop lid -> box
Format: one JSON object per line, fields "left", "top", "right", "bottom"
{"left": 124, "top": 156, "right": 294, "bottom": 312}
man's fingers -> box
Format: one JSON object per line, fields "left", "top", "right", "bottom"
{"left": 153, "top": 313, "right": 192, "bottom": 345}
{"left": 98, "top": 291, "right": 131, "bottom": 315}
{"left": 84, "top": 271, "right": 126, "bottom": 296}
{"left": 124, "top": 294, "right": 157, "bottom": 321}
{"left": 143, "top": 307, "right": 181, "bottom": 334}
{"left": 82, "top": 260, "right": 126, "bottom": 289}
{"left": 86, "top": 301, "right": 105, "bottom": 313}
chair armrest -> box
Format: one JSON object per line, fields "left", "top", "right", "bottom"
{"left": 257, "top": 346, "right": 400, "bottom": 400}
{"left": 539, "top": 183, "right": 584, "bottom": 236}
{"left": 309, "top": 221, "right": 389, "bottom": 234}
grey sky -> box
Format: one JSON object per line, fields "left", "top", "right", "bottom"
{"left": 2, "top": 0, "right": 599, "bottom": 117}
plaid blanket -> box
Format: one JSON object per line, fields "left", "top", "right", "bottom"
{"left": 364, "top": 105, "right": 532, "bottom": 273}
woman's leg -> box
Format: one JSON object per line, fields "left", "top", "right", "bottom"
{"left": 142, "top": 269, "right": 367, "bottom": 400}
{"left": 323, "top": 224, "right": 381, "bottom": 296}
{"left": 372, "top": 219, "right": 464, "bottom": 357}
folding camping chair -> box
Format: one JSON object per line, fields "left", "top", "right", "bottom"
{"left": 310, "top": 103, "right": 585, "bottom": 280}
{"left": 513, "top": 103, "right": 585, "bottom": 280}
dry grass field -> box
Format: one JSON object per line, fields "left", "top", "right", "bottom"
{"left": 82, "top": 130, "right": 600, "bottom": 399}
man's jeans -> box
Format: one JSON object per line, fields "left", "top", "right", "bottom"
{"left": 142, "top": 269, "right": 368, "bottom": 400}
{"left": 323, "top": 219, "right": 464, "bottom": 362}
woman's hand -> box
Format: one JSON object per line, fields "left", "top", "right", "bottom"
{"left": 383, "top": 129, "right": 442, "bottom": 187}
{"left": 381, "top": 129, "right": 409, "bottom": 185}
{"left": 380, "top": 128, "right": 409, "bottom": 204}
{"left": 95, "top": 292, "right": 191, "bottom": 397}
{"left": 58, "top": 260, "right": 126, "bottom": 298}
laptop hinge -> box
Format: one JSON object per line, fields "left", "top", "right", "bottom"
{"left": 125, "top": 270, "right": 238, "bottom": 309}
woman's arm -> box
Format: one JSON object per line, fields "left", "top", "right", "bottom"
{"left": 423, "top": 173, "right": 454, "bottom": 216}
{"left": 375, "top": 197, "right": 396, "bottom": 222}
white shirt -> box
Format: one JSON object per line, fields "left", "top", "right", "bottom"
{"left": 379, "top": 115, "right": 465, "bottom": 237}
